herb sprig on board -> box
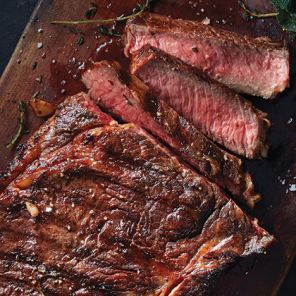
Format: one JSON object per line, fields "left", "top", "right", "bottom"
{"left": 6, "top": 101, "right": 27, "bottom": 150}
{"left": 51, "top": 0, "right": 154, "bottom": 26}
{"left": 239, "top": 0, "right": 296, "bottom": 33}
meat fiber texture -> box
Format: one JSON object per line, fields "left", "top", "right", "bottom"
{"left": 131, "top": 46, "right": 271, "bottom": 159}
{"left": 124, "top": 13, "right": 290, "bottom": 99}
{"left": 82, "top": 61, "right": 261, "bottom": 208}
{"left": 0, "top": 114, "right": 273, "bottom": 295}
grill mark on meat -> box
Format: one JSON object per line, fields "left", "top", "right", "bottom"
{"left": 82, "top": 61, "right": 261, "bottom": 207}
{"left": 0, "top": 92, "right": 115, "bottom": 193}
{"left": 0, "top": 255, "right": 122, "bottom": 295}
{"left": 0, "top": 277, "right": 43, "bottom": 296}
{"left": 1, "top": 174, "right": 176, "bottom": 292}
{"left": 0, "top": 224, "right": 157, "bottom": 293}
{"left": 0, "top": 257, "right": 69, "bottom": 295}
{"left": 0, "top": 176, "right": 150, "bottom": 263}
{"left": 1, "top": 205, "right": 143, "bottom": 279}
{"left": 124, "top": 13, "right": 290, "bottom": 99}
{"left": 131, "top": 46, "right": 270, "bottom": 159}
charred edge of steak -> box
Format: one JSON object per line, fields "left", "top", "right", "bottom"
{"left": 82, "top": 61, "right": 261, "bottom": 208}
{"left": 130, "top": 45, "right": 271, "bottom": 159}
{"left": 125, "top": 12, "right": 288, "bottom": 52}
{"left": 124, "top": 13, "right": 290, "bottom": 99}
{"left": 0, "top": 92, "right": 115, "bottom": 193}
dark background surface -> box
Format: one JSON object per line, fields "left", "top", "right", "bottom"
{"left": 0, "top": 0, "right": 294, "bottom": 294}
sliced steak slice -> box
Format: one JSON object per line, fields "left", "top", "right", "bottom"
{"left": 0, "top": 92, "right": 115, "bottom": 192}
{"left": 82, "top": 61, "right": 260, "bottom": 207}
{"left": 0, "top": 123, "right": 273, "bottom": 295}
{"left": 124, "top": 13, "right": 290, "bottom": 99}
{"left": 131, "top": 46, "right": 270, "bottom": 159}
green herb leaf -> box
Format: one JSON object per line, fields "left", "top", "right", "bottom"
{"left": 98, "top": 26, "right": 121, "bottom": 37}
{"left": 85, "top": 3, "right": 98, "bottom": 19}
{"left": 271, "top": 0, "right": 296, "bottom": 32}
{"left": 277, "top": 9, "right": 296, "bottom": 32}
{"left": 52, "top": 0, "right": 155, "bottom": 26}
{"left": 6, "top": 101, "right": 27, "bottom": 150}
{"left": 271, "top": 0, "right": 292, "bottom": 11}
{"left": 32, "top": 62, "right": 38, "bottom": 70}
{"left": 76, "top": 34, "right": 85, "bottom": 45}
{"left": 68, "top": 26, "right": 79, "bottom": 34}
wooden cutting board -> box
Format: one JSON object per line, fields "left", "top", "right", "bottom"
{"left": 0, "top": 0, "right": 295, "bottom": 295}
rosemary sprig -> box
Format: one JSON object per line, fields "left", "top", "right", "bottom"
{"left": 51, "top": 0, "right": 153, "bottom": 26}
{"left": 238, "top": 0, "right": 278, "bottom": 18}
{"left": 6, "top": 101, "right": 27, "bottom": 150}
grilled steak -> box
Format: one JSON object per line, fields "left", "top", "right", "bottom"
{"left": 0, "top": 92, "right": 115, "bottom": 192}
{"left": 124, "top": 13, "right": 290, "bottom": 99}
{"left": 82, "top": 61, "right": 260, "bottom": 207}
{"left": 131, "top": 46, "right": 270, "bottom": 159}
{"left": 0, "top": 121, "right": 273, "bottom": 295}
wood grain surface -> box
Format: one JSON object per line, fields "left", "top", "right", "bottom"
{"left": 0, "top": 0, "right": 295, "bottom": 295}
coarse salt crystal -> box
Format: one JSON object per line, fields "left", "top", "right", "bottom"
{"left": 202, "top": 17, "right": 211, "bottom": 25}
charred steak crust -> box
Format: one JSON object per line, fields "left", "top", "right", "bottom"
{"left": 82, "top": 61, "right": 260, "bottom": 207}
{"left": 0, "top": 123, "right": 273, "bottom": 295}
{"left": 124, "top": 12, "right": 290, "bottom": 99}
{"left": 0, "top": 92, "right": 115, "bottom": 192}
{"left": 130, "top": 46, "right": 270, "bottom": 159}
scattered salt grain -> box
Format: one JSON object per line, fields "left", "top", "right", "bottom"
{"left": 45, "top": 206, "right": 53, "bottom": 213}
{"left": 289, "top": 184, "right": 296, "bottom": 192}
{"left": 78, "top": 62, "right": 86, "bottom": 70}
{"left": 202, "top": 17, "right": 211, "bottom": 25}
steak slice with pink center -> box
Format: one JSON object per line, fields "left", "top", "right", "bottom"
{"left": 124, "top": 13, "right": 290, "bottom": 99}
{"left": 82, "top": 61, "right": 261, "bottom": 207}
{"left": 131, "top": 46, "right": 270, "bottom": 159}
